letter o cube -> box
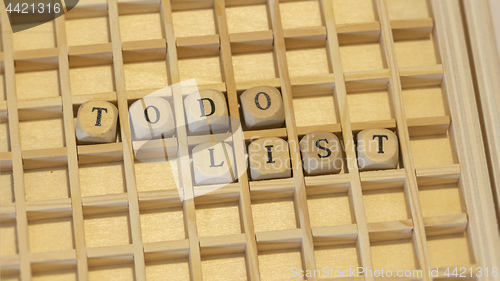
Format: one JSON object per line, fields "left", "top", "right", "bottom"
{"left": 129, "top": 97, "right": 176, "bottom": 140}
{"left": 240, "top": 86, "right": 285, "bottom": 130}
{"left": 356, "top": 128, "right": 399, "bottom": 171}
{"left": 76, "top": 100, "right": 118, "bottom": 144}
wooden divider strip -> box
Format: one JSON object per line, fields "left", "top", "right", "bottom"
{"left": 268, "top": 0, "right": 317, "bottom": 276}
{"left": 160, "top": 1, "right": 203, "bottom": 279}
{"left": 213, "top": 0, "right": 261, "bottom": 279}
{"left": 107, "top": 1, "right": 146, "bottom": 279}
{"left": 54, "top": 15, "right": 88, "bottom": 281}
{"left": 0, "top": 14, "right": 31, "bottom": 281}
{"left": 320, "top": 1, "right": 374, "bottom": 279}
{"left": 375, "top": 0, "right": 431, "bottom": 278}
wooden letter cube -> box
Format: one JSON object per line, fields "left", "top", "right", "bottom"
{"left": 240, "top": 86, "right": 285, "bottom": 130}
{"left": 184, "top": 89, "right": 229, "bottom": 134}
{"left": 248, "top": 137, "right": 291, "bottom": 180}
{"left": 299, "top": 131, "right": 343, "bottom": 176}
{"left": 76, "top": 101, "right": 118, "bottom": 144}
{"left": 129, "top": 97, "right": 175, "bottom": 140}
{"left": 356, "top": 128, "right": 399, "bottom": 171}
{"left": 192, "top": 142, "right": 236, "bottom": 185}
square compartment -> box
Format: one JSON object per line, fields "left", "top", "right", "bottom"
{"left": 32, "top": 268, "right": 77, "bottom": 281}
{"left": 258, "top": 248, "right": 303, "bottom": 281}
{"left": 410, "top": 133, "right": 457, "bottom": 168}
{"left": 66, "top": 17, "right": 110, "bottom": 46}
{"left": 28, "top": 217, "right": 75, "bottom": 253}
{"left": 371, "top": 239, "right": 417, "bottom": 271}
{"left": 307, "top": 192, "right": 353, "bottom": 227}
{"left": 172, "top": 8, "right": 216, "bottom": 37}
{"left": 347, "top": 89, "right": 394, "bottom": 123}
{"left": 293, "top": 94, "right": 339, "bottom": 127}
{"left": 88, "top": 263, "right": 134, "bottom": 281}
{"left": 385, "top": 0, "right": 430, "bottom": 20}
{"left": 427, "top": 232, "right": 473, "bottom": 268}
{"left": 0, "top": 119, "right": 10, "bottom": 152}
{"left": 124, "top": 60, "right": 168, "bottom": 91}
{"left": 70, "top": 65, "right": 115, "bottom": 95}
{"left": 134, "top": 161, "right": 179, "bottom": 192}
{"left": 402, "top": 85, "right": 449, "bottom": 118}
{"left": 201, "top": 253, "right": 247, "bottom": 281}
{"left": 314, "top": 243, "right": 359, "bottom": 272}
{"left": 363, "top": 188, "right": 409, "bottom": 223}
{"left": 24, "top": 166, "right": 70, "bottom": 202}
{"left": 0, "top": 221, "right": 18, "bottom": 256}
{"left": 178, "top": 56, "right": 222, "bottom": 85}
{"left": 280, "top": 0, "right": 323, "bottom": 29}
{"left": 119, "top": 13, "right": 163, "bottom": 42}
{"left": 419, "top": 182, "right": 464, "bottom": 218}
{"left": 232, "top": 51, "right": 277, "bottom": 82}
{"left": 0, "top": 171, "right": 14, "bottom": 205}
{"left": 251, "top": 197, "right": 297, "bottom": 232}
{"left": 146, "top": 258, "right": 190, "bottom": 281}
{"left": 13, "top": 21, "right": 56, "bottom": 50}
{"left": 226, "top": 4, "right": 270, "bottom": 33}
{"left": 84, "top": 212, "right": 131, "bottom": 247}
{"left": 79, "top": 161, "right": 126, "bottom": 197}
{"left": 395, "top": 38, "right": 440, "bottom": 68}
{"left": 19, "top": 117, "right": 66, "bottom": 151}
{"left": 16, "top": 69, "right": 61, "bottom": 100}
{"left": 140, "top": 206, "right": 185, "bottom": 243}
{"left": 332, "top": 0, "right": 377, "bottom": 24}
{"left": 196, "top": 201, "right": 242, "bottom": 237}
{"left": 339, "top": 42, "right": 387, "bottom": 73}
{"left": 286, "top": 47, "right": 331, "bottom": 77}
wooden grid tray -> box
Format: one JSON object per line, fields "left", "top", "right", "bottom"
{"left": 1, "top": 0, "right": 499, "bottom": 280}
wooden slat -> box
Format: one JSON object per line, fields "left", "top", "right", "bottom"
{"left": 268, "top": 0, "right": 317, "bottom": 277}
{"left": 0, "top": 14, "right": 31, "bottom": 281}
{"left": 159, "top": 0, "right": 203, "bottom": 279}
{"left": 107, "top": 0, "right": 146, "bottom": 279}
{"left": 375, "top": 1, "right": 431, "bottom": 279}
{"left": 321, "top": 1, "right": 375, "bottom": 280}
{"left": 53, "top": 15, "right": 89, "bottom": 281}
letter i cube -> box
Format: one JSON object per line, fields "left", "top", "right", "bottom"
{"left": 76, "top": 101, "right": 118, "bottom": 144}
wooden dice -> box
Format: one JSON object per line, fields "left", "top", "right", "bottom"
{"left": 240, "top": 86, "right": 285, "bottom": 130}
{"left": 184, "top": 89, "right": 229, "bottom": 134}
{"left": 76, "top": 101, "right": 118, "bottom": 144}
{"left": 299, "top": 131, "right": 343, "bottom": 176}
{"left": 357, "top": 128, "right": 399, "bottom": 171}
{"left": 129, "top": 97, "right": 176, "bottom": 140}
{"left": 248, "top": 137, "right": 291, "bottom": 180}
{"left": 192, "top": 142, "right": 236, "bottom": 185}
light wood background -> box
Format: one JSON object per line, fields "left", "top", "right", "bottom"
{"left": 0, "top": 0, "right": 499, "bottom": 280}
